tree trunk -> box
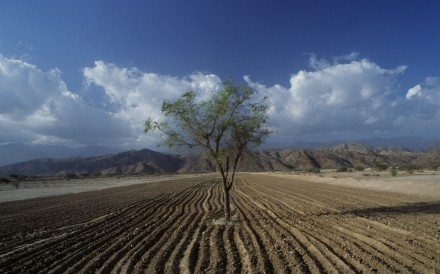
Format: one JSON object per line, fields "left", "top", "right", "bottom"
{"left": 224, "top": 187, "right": 231, "bottom": 221}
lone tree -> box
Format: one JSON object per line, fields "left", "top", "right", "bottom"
{"left": 144, "top": 81, "right": 270, "bottom": 221}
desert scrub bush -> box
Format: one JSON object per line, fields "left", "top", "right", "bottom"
{"left": 373, "top": 162, "right": 388, "bottom": 171}
{"left": 427, "top": 164, "right": 439, "bottom": 171}
{"left": 65, "top": 173, "right": 78, "bottom": 179}
{"left": 92, "top": 172, "right": 102, "bottom": 177}
{"left": 390, "top": 167, "right": 397, "bottom": 177}
{"left": 0, "top": 177, "right": 10, "bottom": 183}
{"left": 305, "top": 167, "right": 320, "bottom": 173}
{"left": 399, "top": 165, "right": 416, "bottom": 174}
{"left": 398, "top": 166, "right": 407, "bottom": 171}
{"left": 336, "top": 167, "right": 348, "bottom": 172}
{"left": 354, "top": 166, "right": 365, "bottom": 171}
{"left": 9, "top": 174, "right": 27, "bottom": 181}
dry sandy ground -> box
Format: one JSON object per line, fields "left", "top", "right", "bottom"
{"left": 267, "top": 170, "right": 440, "bottom": 199}
{"left": 1, "top": 170, "right": 439, "bottom": 203}
{"left": 0, "top": 174, "right": 210, "bottom": 203}
{"left": 0, "top": 172, "right": 439, "bottom": 273}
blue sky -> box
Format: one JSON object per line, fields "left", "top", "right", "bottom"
{"left": 1, "top": 0, "right": 440, "bottom": 149}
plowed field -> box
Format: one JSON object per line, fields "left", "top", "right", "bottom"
{"left": 0, "top": 173, "right": 439, "bottom": 273}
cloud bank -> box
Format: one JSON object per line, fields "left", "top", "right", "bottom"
{"left": 1, "top": 53, "right": 439, "bottom": 148}
{"left": 245, "top": 56, "right": 410, "bottom": 143}
{"left": 83, "top": 61, "right": 223, "bottom": 146}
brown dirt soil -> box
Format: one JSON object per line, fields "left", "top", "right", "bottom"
{"left": 0, "top": 173, "right": 439, "bottom": 273}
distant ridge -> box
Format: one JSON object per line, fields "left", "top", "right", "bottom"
{"left": 0, "top": 143, "right": 439, "bottom": 176}
{"left": 0, "top": 149, "right": 184, "bottom": 176}
{"left": 0, "top": 143, "right": 124, "bottom": 166}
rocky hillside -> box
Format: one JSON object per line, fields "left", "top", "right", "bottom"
{"left": 199, "top": 143, "right": 439, "bottom": 173}
{"left": 0, "top": 149, "right": 185, "bottom": 176}
{"left": 0, "top": 144, "right": 439, "bottom": 176}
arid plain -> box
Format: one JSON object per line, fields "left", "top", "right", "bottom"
{"left": 0, "top": 172, "right": 439, "bottom": 273}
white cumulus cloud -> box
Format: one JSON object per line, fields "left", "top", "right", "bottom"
{"left": 83, "top": 61, "right": 223, "bottom": 146}
{"left": 398, "top": 77, "right": 440, "bottom": 134}
{"left": 0, "top": 54, "right": 63, "bottom": 119}
{"left": 406, "top": 77, "right": 440, "bottom": 101}
{"left": 0, "top": 55, "right": 224, "bottom": 148}
{"left": 246, "top": 56, "right": 408, "bottom": 143}
{"left": 1, "top": 52, "right": 440, "bottom": 149}
{"left": 406, "top": 85, "right": 422, "bottom": 99}
{"left": 0, "top": 55, "right": 130, "bottom": 146}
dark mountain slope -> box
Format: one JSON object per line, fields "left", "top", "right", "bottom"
{"left": 1, "top": 143, "right": 439, "bottom": 176}
{"left": 0, "top": 149, "right": 184, "bottom": 176}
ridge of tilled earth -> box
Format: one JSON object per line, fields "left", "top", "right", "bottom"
{"left": 0, "top": 173, "right": 439, "bottom": 273}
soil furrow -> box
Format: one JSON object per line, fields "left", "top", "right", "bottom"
{"left": 162, "top": 187, "right": 208, "bottom": 272}
{"left": 234, "top": 189, "right": 305, "bottom": 273}
{"left": 53, "top": 196, "right": 174, "bottom": 273}
{"left": 91, "top": 196, "right": 176, "bottom": 273}
{"left": 179, "top": 183, "right": 221, "bottom": 274}
{"left": 195, "top": 224, "right": 216, "bottom": 273}
{"left": 233, "top": 198, "right": 276, "bottom": 273}
{"left": 235, "top": 186, "right": 329, "bottom": 273}
{"left": 233, "top": 226, "right": 255, "bottom": 273}
{"left": 239, "top": 177, "right": 418, "bottom": 272}
{"left": 240, "top": 184, "right": 379, "bottom": 272}
{"left": 224, "top": 225, "right": 242, "bottom": 273}
{"left": 244, "top": 174, "right": 437, "bottom": 271}
{"left": 128, "top": 184, "right": 205, "bottom": 272}
{"left": 1, "top": 173, "right": 439, "bottom": 273}
{"left": 47, "top": 196, "right": 170, "bottom": 273}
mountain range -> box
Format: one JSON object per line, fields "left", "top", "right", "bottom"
{"left": 1, "top": 136, "right": 438, "bottom": 167}
{"left": 0, "top": 143, "right": 124, "bottom": 167}
{"left": 1, "top": 143, "right": 439, "bottom": 177}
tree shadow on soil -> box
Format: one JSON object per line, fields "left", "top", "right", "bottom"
{"left": 346, "top": 201, "right": 440, "bottom": 216}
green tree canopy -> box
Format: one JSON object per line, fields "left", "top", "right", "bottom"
{"left": 145, "top": 81, "right": 270, "bottom": 220}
